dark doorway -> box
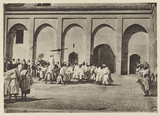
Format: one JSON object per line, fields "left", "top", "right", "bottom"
{"left": 94, "top": 44, "right": 115, "bottom": 73}
{"left": 68, "top": 52, "right": 78, "bottom": 65}
{"left": 129, "top": 54, "right": 140, "bottom": 74}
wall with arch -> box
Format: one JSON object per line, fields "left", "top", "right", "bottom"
{"left": 4, "top": 9, "right": 156, "bottom": 75}
{"left": 35, "top": 26, "right": 57, "bottom": 61}
{"left": 128, "top": 32, "right": 149, "bottom": 63}
{"left": 92, "top": 19, "right": 117, "bottom": 32}
{"left": 62, "top": 24, "right": 86, "bottom": 64}
{"left": 61, "top": 19, "right": 87, "bottom": 63}
{"left": 121, "top": 23, "right": 149, "bottom": 75}
{"left": 93, "top": 26, "right": 116, "bottom": 54}
{"left": 6, "top": 21, "right": 29, "bottom": 61}
{"left": 123, "top": 19, "right": 150, "bottom": 34}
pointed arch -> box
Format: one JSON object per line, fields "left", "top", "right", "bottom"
{"left": 33, "top": 23, "right": 55, "bottom": 60}
{"left": 121, "top": 24, "right": 148, "bottom": 75}
{"left": 91, "top": 24, "right": 115, "bottom": 55}
{"left": 6, "top": 23, "right": 28, "bottom": 60}
{"left": 61, "top": 23, "right": 84, "bottom": 63}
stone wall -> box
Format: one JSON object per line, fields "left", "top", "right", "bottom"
{"left": 4, "top": 3, "right": 157, "bottom": 75}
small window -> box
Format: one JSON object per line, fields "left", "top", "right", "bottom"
{"left": 16, "top": 30, "right": 23, "bottom": 44}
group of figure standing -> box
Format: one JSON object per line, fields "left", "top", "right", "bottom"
{"left": 136, "top": 61, "right": 157, "bottom": 96}
{"left": 5, "top": 55, "right": 156, "bottom": 99}
{"left": 4, "top": 58, "right": 33, "bottom": 99}
{"left": 57, "top": 62, "right": 114, "bottom": 85}
{"left": 32, "top": 55, "right": 114, "bottom": 85}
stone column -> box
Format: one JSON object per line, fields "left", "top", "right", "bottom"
{"left": 148, "top": 24, "right": 154, "bottom": 74}
{"left": 85, "top": 17, "right": 92, "bottom": 64}
{"left": 148, "top": 15, "right": 157, "bottom": 75}
{"left": 116, "top": 17, "right": 122, "bottom": 75}
{"left": 28, "top": 17, "right": 34, "bottom": 63}
{"left": 4, "top": 16, "right": 8, "bottom": 60}
{"left": 57, "top": 17, "right": 62, "bottom": 64}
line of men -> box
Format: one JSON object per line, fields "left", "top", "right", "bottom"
{"left": 4, "top": 58, "right": 33, "bottom": 99}
{"left": 34, "top": 59, "right": 114, "bottom": 85}
{"left": 136, "top": 61, "right": 157, "bottom": 96}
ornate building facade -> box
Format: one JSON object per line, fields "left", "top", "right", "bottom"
{"left": 4, "top": 3, "right": 157, "bottom": 75}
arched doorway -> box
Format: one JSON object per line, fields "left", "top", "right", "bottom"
{"left": 94, "top": 44, "right": 115, "bottom": 73}
{"left": 129, "top": 54, "right": 140, "bottom": 74}
{"left": 68, "top": 52, "right": 78, "bottom": 65}
{"left": 33, "top": 23, "right": 56, "bottom": 61}
{"left": 62, "top": 23, "right": 85, "bottom": 64}
{"left": 6, "top": 23, "right": 28, "bottom": 60}
{"left": 121, "top": 24, "right": 148, "bottom": 75}
{"left": 91, "top": 24, "right": 116, "bottom": 64}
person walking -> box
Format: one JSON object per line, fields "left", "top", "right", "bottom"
{"left": 141, "top": 62, "right": 151, "bottom": 96}
{"left": 19, "top": 67, "right": 33, "bottom": 99}
{"left": 4, "top": 64, "right": 20, "bottom": 100}
{"left": 102, "top": 64, "right": 113, "bottom": 85}
{"left": 45, "top": 62, "right": 53, "bottom": 84}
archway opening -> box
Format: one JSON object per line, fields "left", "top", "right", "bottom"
{"left": 129, "top": 54, "right": 140, "bottom": 74}
{"left": 7, "top": 23, "right": 28, "bottom": 60}
{"left": 68, "top": 52, "right": 78, "bottom": 65}
{"left": 34, "top": 24, "right": 56, "bottom": 61}
{"left": 91, "top": 24, "right": 116, "bottom": 64}
{"left": 94, "top": 44, "right": 115, "bottom": 73}
{"left": 62, "top": 24, "right": 85, "bottom": 64}
{"left": 121, "top": 24, "right": 148, "bottom": 75}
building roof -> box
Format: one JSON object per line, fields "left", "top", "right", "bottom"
{"left": 4, "top": 3, "right": 154, "bottom": 11}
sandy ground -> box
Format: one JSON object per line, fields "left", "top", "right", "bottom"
{"left": 4, "top": 74, "right": 157, "bottom": 113}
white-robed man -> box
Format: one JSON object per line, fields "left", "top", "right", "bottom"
{"left": 78, "top": 64, "right": 84, "bottom": 83}
{"left": 57, "top": 63, "right": 67, "bottom": 84}
{"left": 73, "top": 63, "right": 79, "bottom": 79}
{"left": 4, "top": 64, "right": 20, "bottom": 99}
{"left": 102, "top": 64, "right": 113, "bottom": 85}
{"left": 141, "top": 62, "right": 151, "bottom": 96}
{"left": 45, "top": 62, "right": 53, "bottom": 84}
{"left": 84, "top": 63, "right": 90, "bottom": 80}
{"left": 65, "top": 63, "right": 73, "bottom": 83}
{"left": 90, "top": 64, "right": 96, "bottom": 83}
{"left": 95, "top": 65, "right": 103, "bottom": 84}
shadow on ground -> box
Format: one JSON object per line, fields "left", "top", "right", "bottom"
{"left": 4, "top": 97, "right": 54, "bottom": 104}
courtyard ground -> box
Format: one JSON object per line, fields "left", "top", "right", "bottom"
{"left": 4, "top": 74, "right": 157, "bottom": 113}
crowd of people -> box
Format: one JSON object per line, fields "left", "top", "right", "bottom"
{"left": 3, "top": 56, "right": 114, "bottom": 99}
{"left": 32, "top": 58, "right": 114, "bottom": 85}
{"left": 4, "top": 58, "right": 33, "bottom": 99}
{"left": 135, "top": 61, "right": 157, "bottom": 96}
{"left": 4, "top": 55, "right": 156, "bottom": 99}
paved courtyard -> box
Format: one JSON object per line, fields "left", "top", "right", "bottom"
{"left": 4, "top": 74, "right": 157, "bottom": 113}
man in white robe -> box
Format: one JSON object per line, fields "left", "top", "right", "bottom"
{"left": 102, "top": 64, "right": 113, "bottom": 85}
{"left": 90, "top": 64, "right": 96, "bottom": 83}
{"left": 73, "top": 63, "right": 79, "bottom": 79}
{"left": 78, "top": 64, "right": 84, "bottom": 82}
{"left": 45, "top": 62, "right": 53, "bottom": 84}
{"left": 95, "top": 65, "right": 102, "bottom": 84}
{"left": 66, "top": 63, "right": 73, "bottom": 83}
{"left": 84, "top": 63, "right": 90, "bottom": 80}
{"left": 57, "top": 63, "right": 67, "bottom": 84}
{"left": 141, "top": 64, "right": 150, "bottom": 96}
{"left": 4, "top": 64, "right": 20, "bottom": 99}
